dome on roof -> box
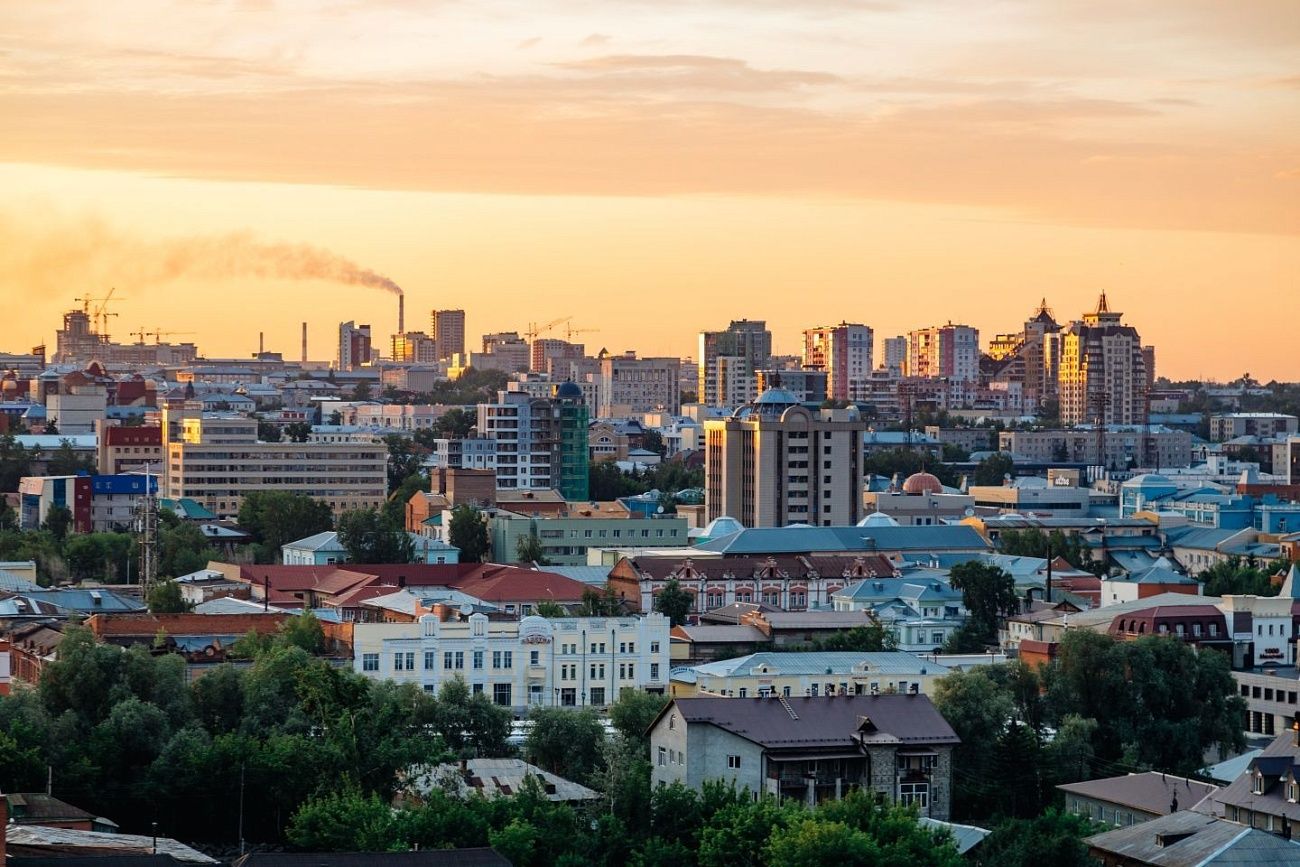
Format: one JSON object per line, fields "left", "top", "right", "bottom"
{"left": 701, "top": 516, "right": 744, "bottom": 538}
{"left": 555, "top": 380, "right": 583, "bottom": 399}
{"left": 901, "top": 471, "right": 943, "bottom": 495}
{"left": 857, "top": 512, "right": 901, "bottom": 528}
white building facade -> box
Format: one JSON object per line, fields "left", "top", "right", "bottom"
{"left": 353, "top": 612, "right": 672, "bottom": 714}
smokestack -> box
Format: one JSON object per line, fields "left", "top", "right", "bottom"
{"left": 301, "top": 322, "right": 307, "bottom": 364}
{"left": 259, "top": 332, "right": 264, "bottom": 355}
{"left": 398, "top": 295, "right": 405, "bottom": 335}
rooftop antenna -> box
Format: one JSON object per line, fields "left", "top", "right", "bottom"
{"left": 136, "top": 466, "right": 159, "bottom": 596}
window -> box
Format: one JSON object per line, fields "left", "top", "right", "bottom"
{"left": 650, "top": 663, "right": 660, "bottom": 679}
{"left": 561, "top": 688, "right": 576, "bottom": 706}
{"left": 782, "top": 686, "right": 791, "bottom": 697}
{"left": 473, "top": 650, "right": 484, "bottom": 669}
{"left": 493, "top": 683, "right": 512, "bottom": 706}
{"left": 650, "top": 642, "right": 660, "bottom": 654}
{"left": 738, "top": 688, "right": 747, "bottom": 697}
{"left": 727, "top": 755, "right": 741, "bottom": 769}
{"left": 590, "top": 687, "right": 606, "bottom": 705}
{"left": 362, "top": 653, "right": 379, "bottom": 672}
{"left": 424, "top": 651, "right": 436, "bottom": 670}
{"left": 444, "top": 651, "right": 454, "bottom": 670}
{"left": 1253, "top": 773, "right": 1265, "bottom": 796}
{"left": 455, "top": 651, "right": 464, "bottom": 669}
{"left": 899, "top": 782, "right": 929, "bottom": 808}
{"left": 658, "top": 746, "right": 667, "bottom": 766}
{"left": 530, "top": 650, "right": 539, "bottom": 665}
{"left": 392, "top": 652, "right": 404, "bottom": 671}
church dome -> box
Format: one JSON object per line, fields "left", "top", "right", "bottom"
{"left": 857, "top": 512, "right": 901, "bottom": 528}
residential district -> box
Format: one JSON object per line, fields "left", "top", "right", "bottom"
{"left": 0, "top": 295, "right": 1299, "bottom": 866}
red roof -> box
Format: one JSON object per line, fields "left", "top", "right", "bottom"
{"left": 453, "top": 565, "right": 587, "bottom": 603}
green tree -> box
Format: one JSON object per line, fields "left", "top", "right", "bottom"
{"left": 158, "top": 520, "right": 217, "bottom": 577}
{"left": 147, "top": 580, "right": 190, "bottom": 613}
{"left": 971, "top": 810, "right": 1097, "bottom": 867}
{"left": 933, "top": 668, "right": 1016, "bottom": 819}
{"left": 525, "top": 706, "right": 606, "bottom": 783}
{"left": 944, "top": 561, "right": 1018, "bottom": 647}
{"left": 433, "top": 408, "right": 475, "bottom": 439}
{"left": 256, "top": 421, "right": 282, "bottom": 442}
{"left": 0, "top": 435, "right": 31, "bottom": 492}
{"left": 237, "top": 491, "right": 334, "bottom": 563}
{"left": 384, "top": 472, "right": 429, "bottom": 526}
{"left": 448, "top": 505, "right": 489, "bottom": 563}
{"left": 811, "top": 623, "right": 897, "bottom": 652}
{"left": 972, "top": 452, "right": 1016, "bottom": 486}
{"left": 578, "top": 585, "right": 622, "bottom": 617}
{"left": 351, "top": 381, "right": 372, "bottom": 401}
{"left": 764, "top": 818, "right": 881, "bottom": 866}
{"left": 515, "top": 530, "right": 548, "bottom": 565}
{"left": 43, "top": 504, "right": 73, "bottom": 540}
{"left": 653, "top": 579, "right": 692, "bottom": 627}
{"left": 286, "top": 785, "right": 395, "bottom": 851}
{"left": 383, "top": 434, "right": 423, "bottom": 493}
{"left": 534, "top": 600, "right": 567, "bottom": 618}
{"left": 1198, "top": 556, "right": 1280, "bottom": 596}
{"left": 47, "top": 439, "right": 94, "bottom": 475}
{"left": 608, "top": 689, "right": 668, "bottom": 751}
{"left": 283, "top": 422, "right": 312, "bottom": 442}
{"left": 336, "top": 507, "right": 414, "bottom": 564}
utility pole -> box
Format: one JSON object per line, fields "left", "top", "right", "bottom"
{"left": 136, "top": 467, "right": 159, "bottom": 595}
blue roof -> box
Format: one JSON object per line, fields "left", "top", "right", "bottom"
{"left": 91, "top": 474, "right": 157, "bottom": 495}
{"left": 694, "top": 524, "right": 990, "bottom": 556}
{"left": 21, "top": 589, "right": 146, "bottom": 614}
{"left": 687, "top": 651, "right": 951, "bottom": 679}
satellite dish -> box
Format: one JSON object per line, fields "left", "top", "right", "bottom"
{"left": 656, "top": 505, "right": 665, "bottom": 514}
{"left": 459, "top": 604, "right": 474, "bottom": 616}
{"left": 964, "top": 507, "right": 975, "bottom": 517}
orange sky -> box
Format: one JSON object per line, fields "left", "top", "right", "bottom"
{"left": 1, "top": 0, "right": 1297, "bottom": 380}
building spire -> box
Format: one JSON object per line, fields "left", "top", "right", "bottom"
{"left": 1096, "top": 291, "right": 1110, "bottom": 314}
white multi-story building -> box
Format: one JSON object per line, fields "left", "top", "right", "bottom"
{"left": 802, "top": 323, "right": 873, "bottom": 402}
{"left": 347, "top": 403, "right": 443, "bottom": 431}
{"left": 353, "top": 611, "right": 671, "bottom": 713}
{"left": 882, "top": 336, "right": 907, "bottom": 376}
{"left": 477, "top": 389, "right": 559, "bottom": 490}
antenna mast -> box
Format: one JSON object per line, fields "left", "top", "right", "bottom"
{"left": 136, "top": 467, "right": 159, "bottom": 595}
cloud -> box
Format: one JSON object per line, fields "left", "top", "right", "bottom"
{"left": 517, "top": 37, "right": 542, "bottom": 50}
{"left": 579, "top": 33, "right": 611, "bottom": 47}
{"left": 554, "top": 53, "right": 842, "bottom": 91}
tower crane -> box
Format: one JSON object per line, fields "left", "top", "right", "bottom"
{"left": 524, "top": 317, "right": 569, "bottom": 342}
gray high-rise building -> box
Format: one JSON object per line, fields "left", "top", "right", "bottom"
{"left": 430, "top": 309, "right": 466, "bottom": 360}
{"left": 698, "top": 319, "right": 772, "bottom": 407}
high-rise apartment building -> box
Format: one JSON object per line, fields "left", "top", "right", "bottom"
{"left": 802, "top": 323, "right": 873, "bottom": 402}
{"left": 983, "top": 301, "right": 1062, "bottom": 410}
{"left": 704, "top": 387, "right": 868, "bottom": 528}
{"left": 532, "top": 338, "right": 585, "bottom": 375}
{"left": 906, "top": 323, "right": 979, "bottom": 381}
{"left": 882, "top": 336, "right": 907, "bottom": 376}
{"left": 430, "top": 309, "right": 466, "bottom": 360}
{"left": 757, "top": 369, "right": 827, "bottom": 404}
{"left": 390, "top": 331, "right": 438, "bottom": 364}
{"left": 598, "top": 352, "right": 681, "bottom": 416}
{"left": 481, "top": 332, "right": 531, "bottom": 373}
{"left": 698, "top": 320, "right": 772, "bottom": 407}
{"left": 477, "top": 385, "right": 588, "bottom": 499}
{"left": 337, "top": 321, "right": 372, "bottom": 370}
{"left": 1058, "top": 293, "right": 1148, "bottom": 426}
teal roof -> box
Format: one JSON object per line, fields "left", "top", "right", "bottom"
{"left": 160, "top": 498, "right": 216, "bottom": 520}
{"left": 687, "top": 651, "right": 951, "bottom": 680}
{"left": 694, "top": 524, "right": 989, "bottom": 556}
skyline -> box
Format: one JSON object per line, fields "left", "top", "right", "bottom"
{"left": 3, "top": 1, "right": 1298, "bottom": 379}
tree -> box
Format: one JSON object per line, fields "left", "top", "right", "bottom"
{"left": 43, "top": 505, "right": 73, "bottom": 541}
{"left": 238, "top": 491, "right": 334, "bottom": 563}
{"left": 327, "top": 410, "right": 343, "bottom": 426}
{"left": 863, "top": 448, "right": 958, "bottom": 488}
{"left": 286, "top": 785, "right": 395, "bottom": 852}
{"left": 578, "top": 585, "right": 622, "bottom": 617}
{"left": 385, "top": 472, "right": 429, "bottom": 526}
{"left": 811, "top": 623, "right": 897, "bottom": 652}
{"left": 1198, "top": 556, "right": 1280, "bottom": 597}
{"left": 0, "top": 435, "right": 31, "bottom": 492}
{"left": 641, "top": 430, "right": 666, "bottom": 457}
{"left": 609, "top": 689, "right": 668, "bottom": 750}
{"left": 147, "top": 580, "right": 190, "bottom": 613}
{"left": 972, "top": 810, "right": 1096, "bottom": 867}
{"left": 525, "top": 706, "right": 606, "bottom": 783}
{"left": 448, "top": 505, "right": 489, "bottom": 563}
{"left": 534, "top": 600, "right": 566, "bottom": 618}
{"left": 933, "top": 668, "right": 1016, "bottom": 819}
{"left": 336, "top": 507, "right": 414, "bottom": 564}
{"left": 382, "top": 434, "right": 424, "bottom": 494}
{"left": 433, "top": 408, "right": 475, "bottom": 439}
{"left": 158, "top": 520, "right": 217, "bottom": 578}
{"left": 351, "top": 381, "right": 372, "bottom": 401}
{"left": 653, "top": 579, "right": 692, "bottom": 626}
{"left": 972, "top": 452, "right": 1015, "bottom": 486}
{"left": 256, "top": 421, "right": 282, "bottom": 442}
{"left": 763, "top": 819, "right": 880, "bottom": 866}
{"left": 515, "top": 530, "right": 548, "bottom": 565}
{"left": 945, "top": 561, "right": 1018, "bottom": 647}
{"left": 283, "top": 422, "right": 312, "bottom": 443}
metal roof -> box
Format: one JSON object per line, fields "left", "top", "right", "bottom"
{"left": 1085, "top": 810, "right": 1300, "bottom": 865}
{"left": 693, "top": 524, "right": 989, "bottom": 556}
{"left": 687, "top": 651, "right": 952, "bottom": 679}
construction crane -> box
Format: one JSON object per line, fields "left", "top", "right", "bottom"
{"left": 131, "top": 327, "right": 196, "bottom": 345}
{"left": 564, "top": 323, "right": 598, "bottom": 340}
{"left": 524, "top": 317, "right": 569, "bottom": 342}
{"left": 73, "top": 289, "right": 125, "bottom": 336}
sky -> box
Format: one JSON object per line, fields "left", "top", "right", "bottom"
{"left": 1, "top": 0, "right": 1297, "bottom": 380}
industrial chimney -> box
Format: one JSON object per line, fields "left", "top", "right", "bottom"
{"left": 301, "top": 322, "right": 307, "bottom": 364}
{"left": 259, "top": 332, "right": 264, "bottom": 356}
{"left": 398, "top": 295, "right": 405, "bottom": 335}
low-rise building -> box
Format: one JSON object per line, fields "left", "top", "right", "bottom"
{"left": 281, "top": 531, "right": 459, "bottom": 566}
{"left": 353, "top": 610, "right": 671, "bottom": 713}
{"left": 1208, "top": 727, "right": 1300, "bottom": 837}
{"left": 671, "top": 651, "right": 952, "bottom": 699}
{"left": 490, "top": 505, "right": 689, "bottom": 566}
{"left": 649, "top": 694, "right": 959, "bottom": 817}
{"left": 1086, "top": 810, "right": 1300, "bottom": 866}
{"left": 1058, "top": 772, "right": 1219, "bottom": 828}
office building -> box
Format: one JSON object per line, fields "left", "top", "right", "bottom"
{"left": 882, "top": 336, "right": 907, "bottom": 376}
{"left": 597, "top": 352, "right": 681, "bottom": 416}
{"left": 531, "top": 338, "right": 585, "bottom": 375}
{"left": 906, "top": 323, "right": 979, "bottom": 382}
{"left": 1058, "top": 293, "right": 1148, "bottom": 426}
{"left": 757, "top": 369, "right": 827, "bottom": 404}
{"left": 1210, "top": 413, "right": 1299, "bottom": 443}
{"left": 163, "top": 414, "right": 386, "bottom": 518}
{"left": 802, "top": 323, "right": 873, "bottom": 402}
{"left": 704, "top": 386, "right": 868, "bottom": 527}
{"left": 698, "top": 320, "right": 772, "bottom": 407}
{"left": 481, "top": 332, "right": 531, "bottom": 372}
{"left": 337, "top": 321, "right": 372, "bottom": 371}
{"left": 477, "top": 384, "right": 587, "bottom": 498}
{"left": 430, "top": 309, "right": 466, "bottom": 360}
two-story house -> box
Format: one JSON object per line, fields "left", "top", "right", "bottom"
{"left": 648, "top": 693, "right": 959, "bottom": 818}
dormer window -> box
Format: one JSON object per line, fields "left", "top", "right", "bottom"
{"left": 1253, "top": 773, "right": 1265, "bottom": 796}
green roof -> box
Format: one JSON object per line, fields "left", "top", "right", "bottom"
{"left": 160, "top": 498, "right": 217, "bottom": 520}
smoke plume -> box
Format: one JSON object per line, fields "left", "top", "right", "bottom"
{"left": 0, "top": 211, "right": 402, "bottom": 298}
